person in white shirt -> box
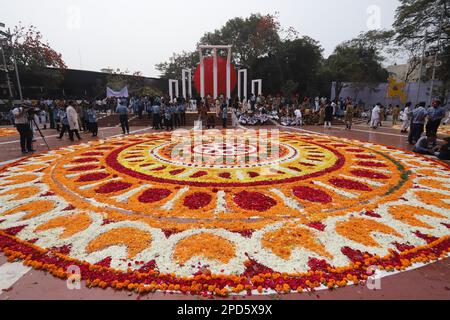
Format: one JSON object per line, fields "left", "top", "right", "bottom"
{"left": 66, "top": 101, "right": 82, "bottom": 141}
{"left": 331, "top": 101, "right": 337, "bottom": 116}
{"left": 294, "top": 108, "right": 303, "bottom": 126}
{"left": 401, "top": 102, "right": 412, "bottom": 133}
{"left": 370, "top": 104, "right": 381, "bottom": 129}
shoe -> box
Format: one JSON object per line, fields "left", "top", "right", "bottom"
{"left": 22, "top": 150, "right": 28, "bottom": 155}
{"left": 28, "top": 149, "right": 36, "bottom": 153}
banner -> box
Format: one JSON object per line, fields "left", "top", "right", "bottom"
{"left": 106, "top": 86, "right": 129, "bottom": 98}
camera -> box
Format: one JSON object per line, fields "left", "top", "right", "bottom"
{"left": 20, "top": 104, "right": 40, "bottom": 119}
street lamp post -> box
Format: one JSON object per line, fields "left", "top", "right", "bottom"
{"left": 416, "top": 32, "right": 427, "bottom": 105}
{"left": 0, "top": 23, "right": 23, "bottom": 102}
{"left": 0, "top": 40, "right": 13, "bottom": 98}
{"left": 8, "top": 28, "right": 23, "bottom": 101}
{"left": 428, "top": 4, "right": 445, "bottom": 106}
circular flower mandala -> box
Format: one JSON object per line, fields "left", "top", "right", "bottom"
{"left": 0, "top": 130, "right": 449, "bottom": 296}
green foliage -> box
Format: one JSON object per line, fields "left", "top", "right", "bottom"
{"left": 156, "top": 12, "right": 393, "bottom": 98}
{"left": 324, "top": 39, "right": 389, "bottom": 98}
{"left": 155, "top": 51, "right": 199, "bottom": 80}
{"left": 280, "top": 80, "right": 299, "bottom": 98}
{"left": 156, "top": 13, "right": 282, "bottom": 80}
{"left": 2, "top": 23, "right": 67, "bottom": 91}
{"left": 199, "top": 13, "right": 282, "bottom": 67}
{"left": 249, "top": 37, "right": 324, "bottom": 96}
{"left": 389, "top": 0, "right": 449, "bottom": 82}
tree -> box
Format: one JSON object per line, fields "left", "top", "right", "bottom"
{"left": 199, "top": 13, "right": 282, "bottom": 67}
{"left": 155, "top": 51, "right": 198, "bottom": 80}
{"left": 3, "top": 23, "right": 67, "bottom": 93}
{"left": 324, "top": 40, "right": 389, "bottom": 99}
{"left": 10, "top": 24, "right": 66, "bottom": 70}
{"left": 390, "top": 0, "right": 449, "bottom": 82}
{"left": 280, "top": 80, "right": 299, "bottom": 99}
{"left": 156, "top": 13, "right": 283, "bottom": 79}
{"left": 249, "top": 37, "right": 324, "bottom": 96}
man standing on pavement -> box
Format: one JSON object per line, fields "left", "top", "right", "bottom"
{"left": 426, "top": 99, "right": 445, "bottom": 147}
{"left": 12, "top": 103, "right": 35, "bottom": 155}
{"left": 152, "top": 101, "right": 161, "bottom": 130}
{"left": 66, "top": 101, "right": 82, "bottom": 141}
{"left": 116, "top": 100, "right": 130, "bottom": 135}
{"left": 408, "top": 102, "right": 427, "bottom": 145}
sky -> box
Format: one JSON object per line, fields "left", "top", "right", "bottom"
{"left": 1, "top": 0, "right": 401, "bottom": 78}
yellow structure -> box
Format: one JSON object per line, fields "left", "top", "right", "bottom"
{"left": 387, "top": 76, "right": 407, "bottom": 104}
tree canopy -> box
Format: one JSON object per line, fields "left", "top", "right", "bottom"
{"left": 156, "top": 13, "right": 392, "bottom": 98}
{"left": 324, "top": 34, "right": 390, "bottom": 99}
{"left": 2, "top": 23, "right": 67, "bottom": 94}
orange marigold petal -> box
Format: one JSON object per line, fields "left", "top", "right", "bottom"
{"left": 262, "top": 225, "right": 333, "bottom": 260}
{"left": 388, "top": 205, "right": 445, "bottom": 229}
{"left": 173, "top": 233, "right": 236, "bottom": 265}
{"left": 0, "top": 186, "right": 41, "bottom": 201}
{"left": 86, "top": 228, "right": 152, "bottom": 259}
{"left": 336, "top": 217, "right": 402, "bottom": 247}
{"left": 35, "top": 213, "right": 92, "bottom": 239}
{"left": 2, "top": 200, "right": 55, "bottom": 220}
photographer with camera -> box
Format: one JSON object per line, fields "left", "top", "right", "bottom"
{"left": 12, "top": 103, "right": 35, "bottom": 155}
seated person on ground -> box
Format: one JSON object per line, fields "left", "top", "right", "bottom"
{"left": 412, "top": 136, "right": 431, "bottom": 155}
{"left": 434, "top": 137, "right": 450, "bottom": 160}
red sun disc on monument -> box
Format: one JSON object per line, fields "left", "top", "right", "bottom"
{"left": 194, "top": 56, "right": 237, "bottom": 97}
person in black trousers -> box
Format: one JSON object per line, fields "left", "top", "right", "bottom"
{"left": 164, "top": 104, "right": 174, "bottom": 131}
{"left": 12, "top": 104, "right": 34, "bottom": 154}
{"left": 116, "top": 102, "right": 130, "bottom": 135}
{"left": 220, "top": 101, "right": 228, "bottom": 129}
{"left": 180, "top": 100, "right": 186, "bottom": 126}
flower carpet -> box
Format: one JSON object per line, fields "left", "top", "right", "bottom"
{"left": 392, "top": 124, "right": 450, "bottom": 137}
{"left": 0, "top": 129, "right": 449, "bottom": 296}
{"left": 0, "top": 127, "right": 18, "bottom": 138}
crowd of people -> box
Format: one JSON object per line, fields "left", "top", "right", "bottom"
{"left": 7, "top": 99, "right": 100, "bottom": 154}
{"left": 2, "top": 93, "right": 449, "bottom": 160}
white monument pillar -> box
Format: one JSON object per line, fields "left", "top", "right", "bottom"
{"left": 251, "top": 79, "right": 263, "bottom": 96}
{"left": 199, "top": 49, "right": 205, "bottom": 98}
{"left": 198, "top": 45, "right": 233, "bottom": 100}
{"left": 182, "top": 69, "right": 192, "bottom": 99}
{"left": 226, "top": 49, "right": 232, "bottom": 99}
{"left": 212, "top": 48, "right": 218, "bottom": 99}
{"left": 238, "top": 69, "right": 248, "bottom": 101}
{"left": 168, "top": 79, "right": 179, "bottom": 101}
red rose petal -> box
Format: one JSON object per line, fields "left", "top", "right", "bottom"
{"left": 76, "top": 173, "right": 110, "bottom": 183}
{"left": 138, "top": 188, "right": 172, "bottom": 203}
{"left": 95, "top": 182, "right": 132, "bottom": 194}
{"left": 293, "top": 186, "right": 332, "bottom": 204}
{"left": 329, "top": 178, "right": 372, "bottom": 191}
{"left": 350, "top": 169, "right": 389, "bottom": 180}
{"left": 183, "top": 192, "right": 212, "bottom": 210}
{"left": 233, "top": 191, "right": 277, "bottom": 212}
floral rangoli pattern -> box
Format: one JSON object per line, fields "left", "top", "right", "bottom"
{"left": 0, "top": 130, "right": 449, "bottom": 296}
